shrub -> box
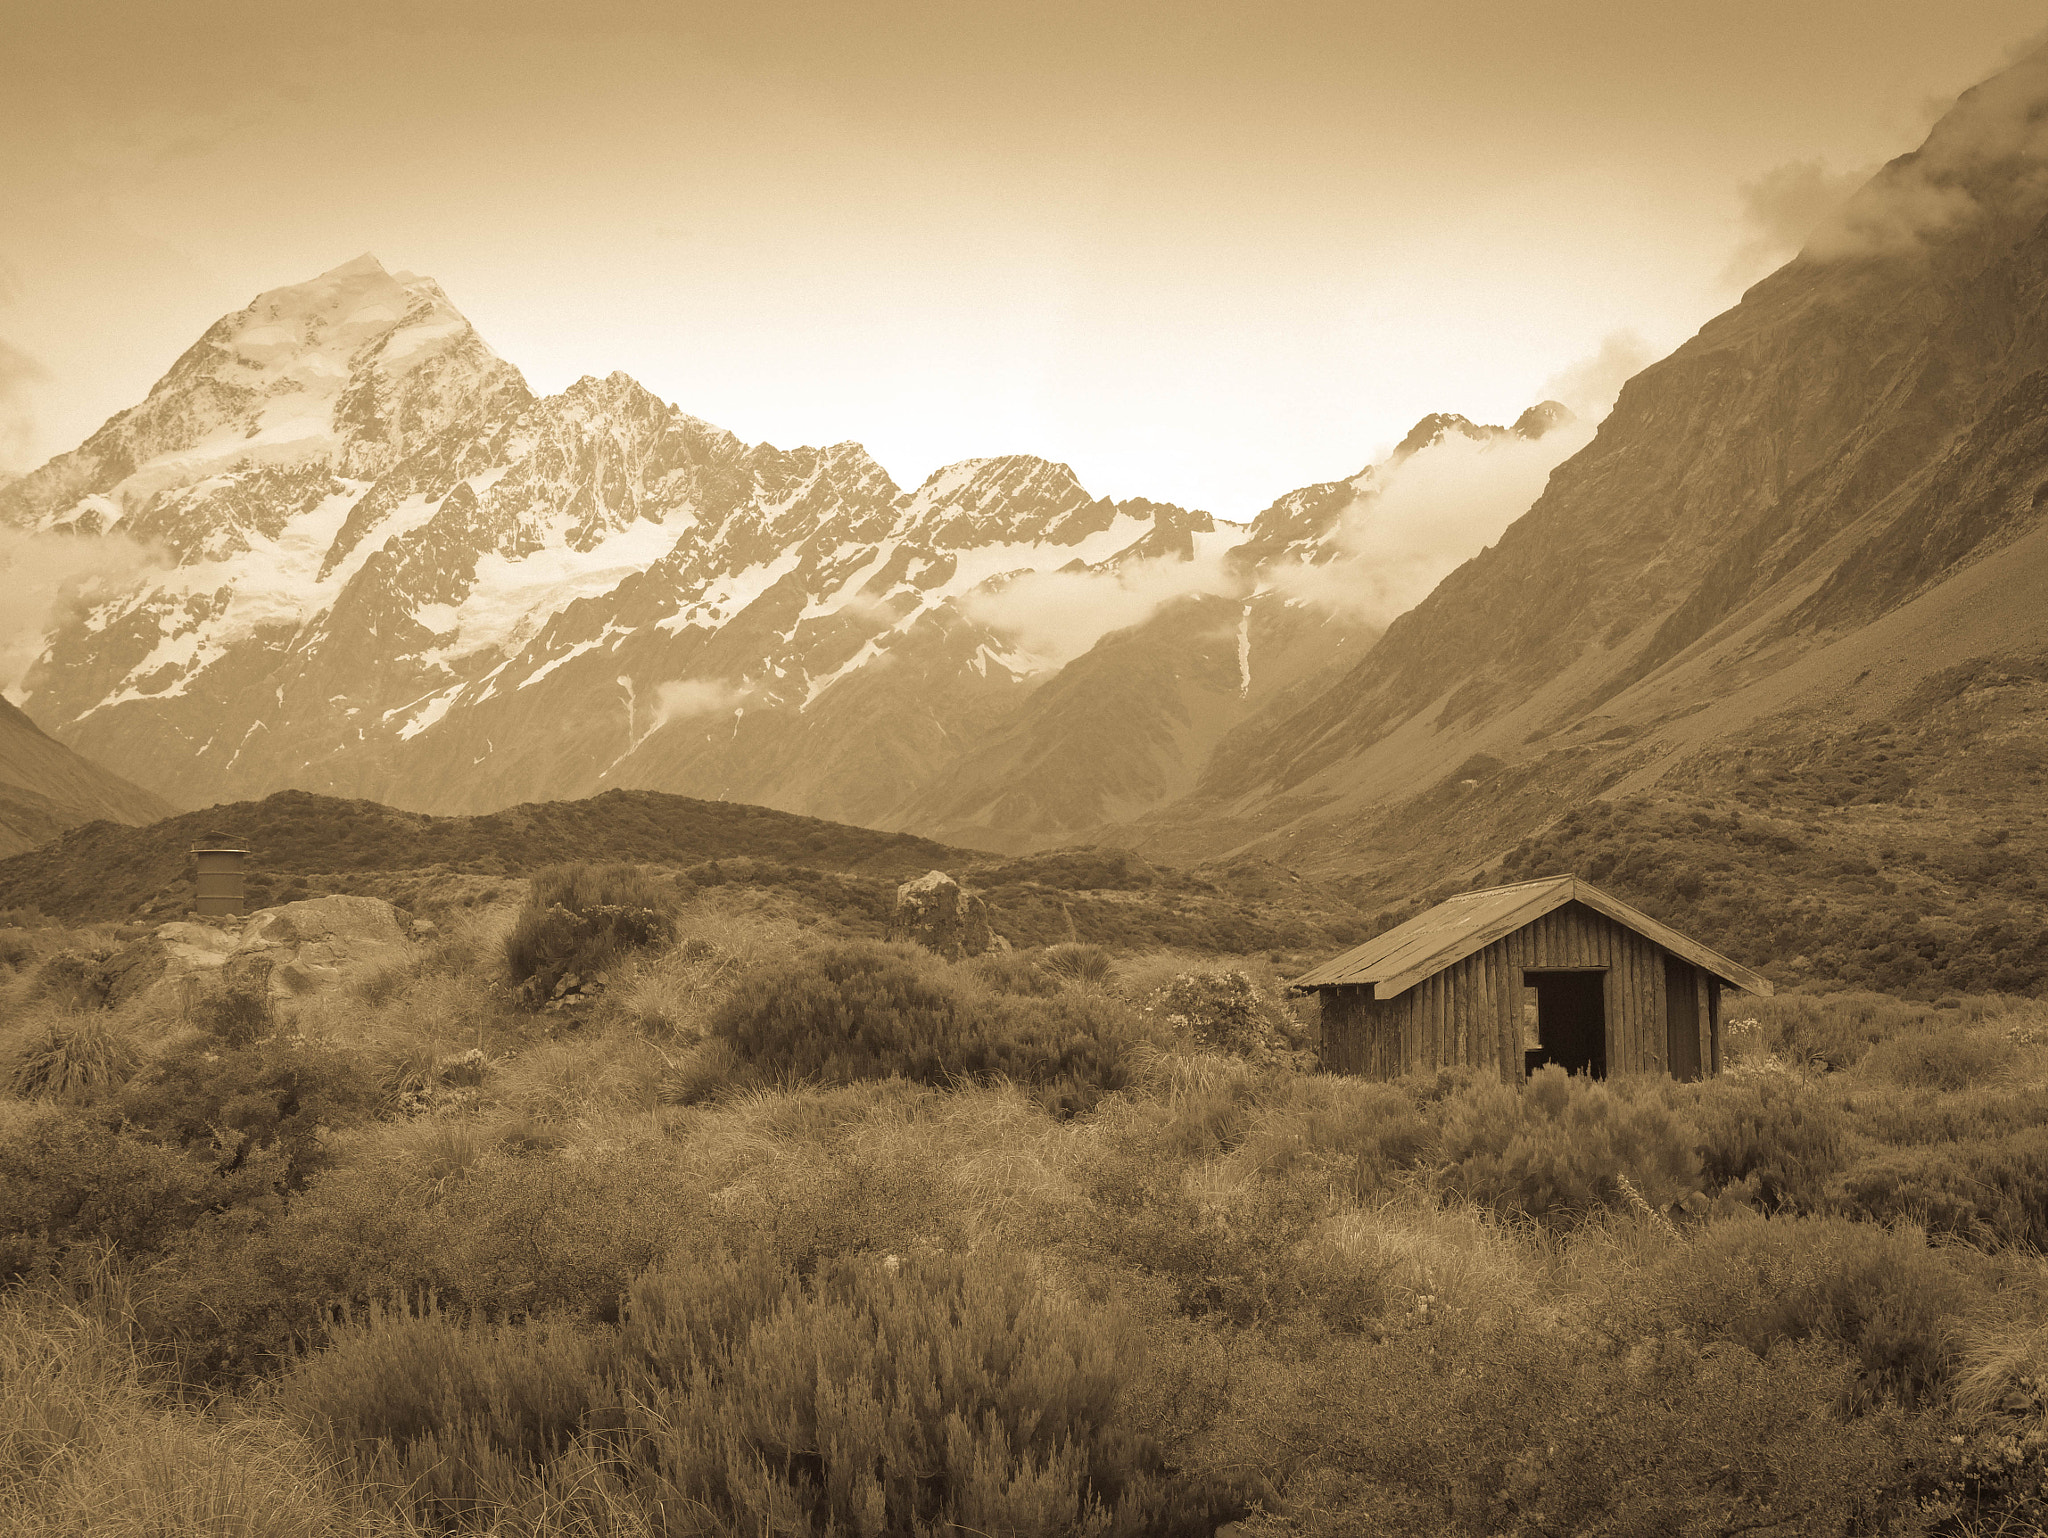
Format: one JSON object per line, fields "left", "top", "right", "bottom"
{"left": 1620, "top": 1215, "right": 1969, "bottom": 1405}
{"left": 612, "top": 1249, "right": 1228, "bottom": 1535}
{"left": 1435, "top": 1066, "right": 1699, "bottom": 1225}
{"left": 0, "top": 1107, "right": 241, "bottom": 1280}
{"left": 5, "top": 1014, "right": 139, "bottom": 1102}
{"left": 1859, "top": 1022, "right": 2015, "bottom": 1091}
{"left": 117, "top": 1036, "right": 381, "bottom": 1190}
{"left": 503, "top": 862, "right": 678, "bottom": 1005}
{"left": 278, "top": 1308, "right": 608, "bottom": 1520}
{"left": 1144, "top": 969, "right": 1296, "bottom": 1058}
{"left": 1242, "top": 1321, "right": 1923, "bottom": 1537}
{"left": 971, "top": 949, "right": 1063, "bottom": 996}
{"left": 1080, "top": 1148, "right": 1385, "bottom": 1333}
{"left": 28, "top": 951, "right": 112, "bottom": 1011}
{"left": 187, "top": 976, "right": 274, "bottom": 1047}
{"left": 282, "top": 1249, "right": 1241, "bottom": 1536}
{"left": 1836, "top": 1131, "right": 2048, "bottom": 1252}
{"left": 1685, "top": 1074, "right": 1849, "bottom": 1212}
{"left": 712, "top": 942, "right": 1156, "bottom": 1113}
{"left": 1236, "top": 1076, "right": 1438, "bottom": 1200}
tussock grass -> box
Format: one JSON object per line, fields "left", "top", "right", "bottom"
{"left": 5, "top": 1008, "right": 140, "bottom": 1102}
{"left": 0, "top": 1299, "right": 369, "bottom": 1537}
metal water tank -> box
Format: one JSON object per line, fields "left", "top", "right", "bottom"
{"left": 193, "top": 846, "right": 247, "bottom": 916}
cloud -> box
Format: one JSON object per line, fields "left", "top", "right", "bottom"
{"left": 0, "top": 338, "right": 49, "bottom": 473}
{"left": 1271, "top": 416, "right": 1596, "bottom": 627}
{"left": 1539, "top": 330, "right": 1662, "bottom": 421}
{"left": 1721, "top": 159, "right": 1871, "bottom": 287}
{"left": 649, "top": 676, "right": 752, "bottom": 727}
{"left": 960, "top": 541, "right": 1247, "bottom": 666}
{"left": 0, "top": 528, "right": 169, "bottom": 701}
{"left": 1796, "top": 43, "right": 2048, "bottom": 265}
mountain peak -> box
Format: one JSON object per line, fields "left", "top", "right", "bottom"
{"left": 1513, "top": 400, "right": 1576, "bottom": 439}
{"left": 319, "top": 252, "right": 391, "bottom": 280}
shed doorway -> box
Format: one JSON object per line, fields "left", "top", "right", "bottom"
{"left": 1523, "top": 970, "right": 1607, "bottom": 1078}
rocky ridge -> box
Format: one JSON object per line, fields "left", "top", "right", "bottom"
{"left": 2, "top": 254, "right": 1568, "bottom": 850}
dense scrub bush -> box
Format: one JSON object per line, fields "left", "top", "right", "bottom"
{"left": 273, "top": 1139, "right": 709, "bottom": 1327}
{"left": 27, "top": 951, "right": 112, "bottom": 1011}
{"left": 713, "top": 942, "right": 1160, "bottom": 1114}
{"left": 1684, "top": 1074, "right": 1849, "bottom": 1212}
{"left": 1846, "top": 1084, "right": 2048, "bottom": 1146}
{"left": 0, "top": 1106, "right": 268, "bottom": 1281}
{"left": 1236, "top": 1076, "right": 1438, "bottom": 1200}
{"left": 1435, "top": 1066, "right": 1699, "bottom": 1225}
{"left": 1746, "top": 990, "right": 1930, "bottom": 1070}
{"left": 1836, "top": 1130, "right": 2048, "bottom": 1252}
{"left": 186, "top": 976, "right": 274, "bottom": 1047}
{"left": 1080, "top": 1140, "right": 1384, "bottom": 1334}
{"left": 284, "top": 1249, "right": 1244, "bottom": 1536}
{"left": 1858, "top": 1021, "right": 2016, "bottom": 1090}
{"left": 970, "top": 949, "right": 1064, "bottom": 996}
{"left": 503, "top": 861, "right": 678, "bottom": 1005}
{"left": 4, "top": 1013, "right": 139, "bottom": 1102}
{"left": 1245, "top": 1320, "right": 1925, "bottom": 1537}
{"left": 1616, "top": 1215, "right": 1968, "bottom": 1406}
{"left": 117, "top": 1036, "right": 381, "bottom": 1190}
{"left": 279, "top": 1309, "right": 609, "bottom": 1520}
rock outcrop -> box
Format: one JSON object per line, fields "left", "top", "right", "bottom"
{"left": 886, "top": 870, "right": 996, "bottom": 960}
{"left": 225, "top": 895, "right": 415, "bottom": 1000}
{"left": 101, "top": 893, "right": 419, "bottom": 1008}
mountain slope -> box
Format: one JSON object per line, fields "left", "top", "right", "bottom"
{"left": 0, "top": 696, "right": 177, "bottom": 858}
{"left": 1114, "top": 45, "right": 2048, "bottom": 976}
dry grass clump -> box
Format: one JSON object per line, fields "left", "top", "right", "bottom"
{"left": 610, "top": 903, "right": 804, "bottom": 1040}
{"left": 0, "top": 1299, "right": 362, "bottom": 1537}
{"left": 5, "top": 1007, "right": 140, "bottom": 1102}
{"left": 491, "top": 1027, "right": 667, "bottom": 1124}
{"left": 1858, "top": 1021, "right": 2019, "bottom": 1091}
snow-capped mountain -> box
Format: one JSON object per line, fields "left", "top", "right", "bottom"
{"left": 1, "top": 255, "right": 1569, "bottom": 847}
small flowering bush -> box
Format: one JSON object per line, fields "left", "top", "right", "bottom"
{"left": 1145, "top": 970, "right": 1308, "bottom": 1062}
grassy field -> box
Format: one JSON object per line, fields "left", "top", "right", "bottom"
{"left": 3, "top": 869, "right": 2048, "bottom": 1536}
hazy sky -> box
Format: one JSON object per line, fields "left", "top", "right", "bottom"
{"left": 3, "top": 1, "right": 2043, "bottom": 515}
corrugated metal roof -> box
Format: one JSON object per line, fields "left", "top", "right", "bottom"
{"left": 1291, "top": 874, "right": 1772, "bottom": 998}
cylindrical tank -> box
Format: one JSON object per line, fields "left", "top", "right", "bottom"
{"left": 193, "top": 847, "right": 247, "bottom": 917}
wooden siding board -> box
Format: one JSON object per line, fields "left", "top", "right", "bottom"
{"left": 1455, "top": 958, "right": 1471, "bottom": 1066}
{"left": 1698, "top": 980, "right": 1713, "bottom": 1082}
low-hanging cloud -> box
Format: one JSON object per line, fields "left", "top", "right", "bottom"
{"left": 1539, "top": 330, "right": 1662, "bottom": 422}
{"left": 1272, "top": 415, "right": 1596, "bottom": 627}
{"left": 1722, "top": 159, "right": 1871, "bottom": 288}
{"left": 960, "top": 541, "right": 1247, "bottom": 666}
{"left": 0, "top": 527, "right": 170, "bottom": 702}
{"left": 650, "top": 677, "right": 753, "bottom": 727}
{"left": 1798, "top": 42, "right": 2048, "bottom": 264}
{"left": 0, "top": 338, "right": 48, "bottom": 473}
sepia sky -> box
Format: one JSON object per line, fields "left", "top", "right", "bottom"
{"left": 3, "top": 1, "right": 2044, "bottom": 515}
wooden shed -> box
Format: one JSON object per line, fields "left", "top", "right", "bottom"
{"left": 1292, "top": 875, "right": 1772, "bottom": 1082}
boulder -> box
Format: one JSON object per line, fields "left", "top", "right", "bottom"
{"left": 227, "top": 894, "right": 415, "bottom": 1000}
{"left": 102, "top": 919, "right": 238, "bottom": 1007}
{"left": 886, "top": 870, "right": 995, "bottom": 961}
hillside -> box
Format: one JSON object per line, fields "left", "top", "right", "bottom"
{"left": 0, "top": 695, "right": 177, "bottom": 858}
{"left": 0, "top": 786, "right": 1373, "bottom": 956}
{"left": 1112, "top": 43, "right": 2048, "bottom": 992}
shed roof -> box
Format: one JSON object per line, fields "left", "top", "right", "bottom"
{"left": 1291, "top": 875, "right": 1773, "bottom": 999}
